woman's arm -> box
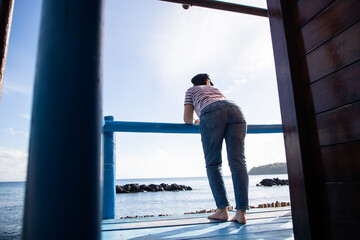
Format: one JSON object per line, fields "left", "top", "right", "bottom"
{"left": 184, "top": 104, "right": 195, "bottom": 124}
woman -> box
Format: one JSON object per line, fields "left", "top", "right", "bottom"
{"left": 184, "top": 73, "right": 248, "bottom": 224}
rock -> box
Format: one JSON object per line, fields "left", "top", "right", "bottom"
{"left": 140, "top": 184, "right": 150, "bottom": 192}
{"left": 257, "top": 178, "right": 289, "bottom": 187}
{"left": 131, "top": 184, "right": 141, "bottom": 193}
{"left": 169, "top": 183, "right": 179, "bottom": 191}
{"left": 116, "top": 183, "right": 192, "bottom": 194}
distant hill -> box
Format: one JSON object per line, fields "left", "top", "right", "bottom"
{"left": 248, "top": 162, "right": 287, "bottom": 175}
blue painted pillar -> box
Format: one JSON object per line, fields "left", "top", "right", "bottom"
{"left": 23, "top": 0, "right": 103, "bottom": 239}
{"left": 103, "top": 116, "right": 116, "bottom": 219}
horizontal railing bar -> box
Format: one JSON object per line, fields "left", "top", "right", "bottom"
{"left": 103, "top": 121, "right": 282, "bottom": 134}
{"left": 159, "top": 0, "right": 268, "bottom": 17}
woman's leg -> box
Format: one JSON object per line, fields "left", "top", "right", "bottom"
{"left": 225, "top": 105, "right": 249, "bottom": 212}
{"left": 200, "top": 107, "right": 230, "bottom": 212}
{"left": 225, "top": 122, "right": 248, "bottom": 210}
{"left": 225, "top": 121, "right": 248, "bottom": 224}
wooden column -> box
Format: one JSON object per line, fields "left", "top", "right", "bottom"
{"left": 267, "top": 0, "right": 313, "bottom": 239}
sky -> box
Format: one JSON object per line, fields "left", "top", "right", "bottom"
{"left": 0, "top": 0, "right": 286, "bottom": 181}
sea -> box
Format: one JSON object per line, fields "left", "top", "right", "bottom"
{"left": 0, "top": 174, "right": 290, "bottom": 239}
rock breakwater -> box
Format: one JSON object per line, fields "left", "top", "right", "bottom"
{"left": 116, "top": 183, "right": 192, "bottom": 193}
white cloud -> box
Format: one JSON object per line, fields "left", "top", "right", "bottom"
{"left": 2, "top": 82, "right": 32, "bottom": 95}
{"left": 235, "top": 79, "right": 248, "bottom": 85}
{"left": 0, "top": 147, "right": 28, "bottom": 181}
{"left": 20, "top": 114, "right": 31, "bottom": 120}
{"left": 223, "top": 78, "right": 248, "bottom": 94}
{"left": 6, "top": 128, "right": 29, "bottom": 137}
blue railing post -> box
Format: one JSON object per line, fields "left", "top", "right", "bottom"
{"left": 103, "top": 116, "right": 116, "bottom": 219}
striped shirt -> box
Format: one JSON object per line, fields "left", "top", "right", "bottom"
{"left": 184, "top": 85, "right": 226, "bottom": 117}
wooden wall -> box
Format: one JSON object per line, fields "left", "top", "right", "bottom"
{"left": 268, "top": 0, "right": 360, "bottom": 239}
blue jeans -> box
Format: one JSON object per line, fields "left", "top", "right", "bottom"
{"left": 200, "top": 100, "right": 248, "bottom": 210}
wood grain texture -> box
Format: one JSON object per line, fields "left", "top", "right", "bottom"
{"left": 299, "top": 21, "right": 360, "bottom": 84}
{"left": 313, "top": 141, "right": 360, "bottom": 182}
{"left": 296, "top": 0, "right": 360, "bottom": 55}
{"left": 317, "top": 182, "right": 360, "bottom": 222}
{"left": 291, "top": 0, "right": 334, "bottom": 28}
{"left": 310, "top": 101, "right": 360, "bottom": 146}
{"left": 304, "top": 60, "right": 360, "bottom": 114}
{"left": 316, "top": 216, "right": 360, "bottom": 240}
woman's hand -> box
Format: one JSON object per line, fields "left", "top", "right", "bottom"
{"left": 194, "top": 119, "right": 200, "bottom": 124}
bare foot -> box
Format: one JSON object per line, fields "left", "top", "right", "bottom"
{"left": 208, "top": 208, "right": 229, "bottom": 221}
{"left": 231, "top": 210, "right": 246, "bottom": 224}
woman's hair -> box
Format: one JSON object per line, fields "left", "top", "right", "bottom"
{"left": 191, "top": 73, "right": 214, "bottom": 86}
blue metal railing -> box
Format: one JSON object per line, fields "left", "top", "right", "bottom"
{"left": 103, "top": 120, "right": 283, "bottom": 134}
{"left": 102, "top": 115, "right": 283, "bottom": 219}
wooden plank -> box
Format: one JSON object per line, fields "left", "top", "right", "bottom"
{"left": 102, "top": 207, "right": 292, "bottom": 225}
{"left": 291, "top": 0, "right": 334, "bottom": 28}
{"left": 180, "top": 229, "right": 294, "bottom": 239}
{"left": 310, "top": 101, "right": 360, "bottom": 146}
{"left": 296, "top": 0, "right": 360, "bottom": 55}
{"left": 317, "top": 182, "right": 360, "bottom": 222}
{"left": 305, "top": 60, "right": 360, "bottom": 114}
{"left": 102, "top": 217, "right": 293, "bottom": 240}
{"left": 313, "top": 141, "right": 360, "bottom": 182}
{"left": 103, "top": 217, "right": 219, "bottom": 231}
{"left": 299, "top": 21, "right": 360, "bottom": 84}
{"left": 316, "top": 216, "right": 360, "bottom": 240}
{"left": 102, "top": 210, "right": 292, "bottom": 231}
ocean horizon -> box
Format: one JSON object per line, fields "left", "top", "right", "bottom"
{"left": 0, "top": 174, "right": 290, "bottom": 239}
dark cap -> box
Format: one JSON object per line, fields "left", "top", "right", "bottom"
{"left": 191, "top": 73, "right": 214, "bottom": 86}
